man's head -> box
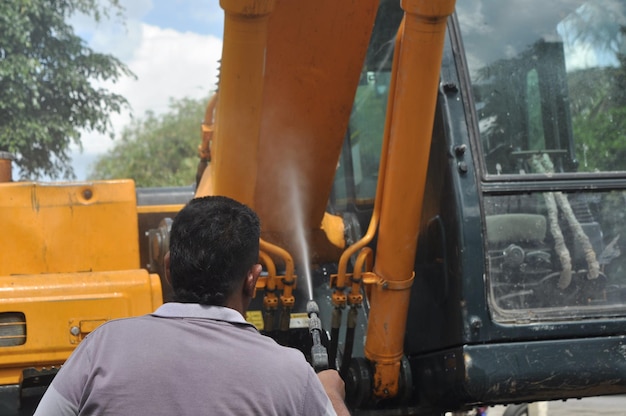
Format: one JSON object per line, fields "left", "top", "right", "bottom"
{"left": 167, "top": 195, "right": 261, "bottom": 308}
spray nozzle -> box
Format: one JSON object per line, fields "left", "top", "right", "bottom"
{"left": 306, "top": 299, "right": 320, "bottom": 316}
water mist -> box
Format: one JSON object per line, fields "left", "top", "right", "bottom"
{"left": 286, "top": 166, "right": 315, "bottom": 301}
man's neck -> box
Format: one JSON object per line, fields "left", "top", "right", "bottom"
{"left": 222, "top": 297, "right": 246, "bottom": 317}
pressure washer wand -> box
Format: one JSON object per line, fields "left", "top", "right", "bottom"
{"left": 307, "top": 300, "right": 329, "bottom": 372}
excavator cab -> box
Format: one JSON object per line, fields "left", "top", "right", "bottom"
{"left": 329, "top": 0, "right": 626, "bottom": 412}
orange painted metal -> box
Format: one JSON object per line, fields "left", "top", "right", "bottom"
{"left": 199, "top": 93, "right": 218, "bottom": 163}
{"left": 0, "top": 180, "right": 162, "bottom": 386}
{"left": 196, "top": 0, "right": 275, "bottom": 207}
{"left": 260, "top": 239, "right": 295, "bottom": 310}
{"left": 199, "top": 0, "right": 378, "bottom": 264}
{"left": 363, "top": 0, "right": 457, "bottom": 399}
{"left": 253, "top": 0, "right": 378, "bottom": 242}
{"left": 202, "top": 0, "right": 456, "bottom": 400}
{"left": 0, "top": 270, "right": 161, "bottom": 386}
{"left": 0, "top": 180, "right": 141, "bottom": 275}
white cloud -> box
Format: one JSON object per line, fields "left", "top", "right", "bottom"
{"left": 70, "top": 0, "right": 151, "bottom": 60}
{"left": 72, "top": 23, "right": 223, "bottom": 179}
{"left": 123, "top": 24, "right": 221, "bottom": 115}
{"left": 563, "top": 42, "right": 599, "bottom": 71}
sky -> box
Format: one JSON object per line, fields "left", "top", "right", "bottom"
{"left": 456, "top": 0, "right": 625, "bottom": 78}
{"left": 68, "top": 0, "right": 224, "bottom": 180}
{"left": 65, "top": 0, "right": 626, "bottom": 181}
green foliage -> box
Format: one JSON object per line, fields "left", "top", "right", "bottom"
{"left": 0, "top": 0, "right": 133, "bottom": 179}
{"left": 573, "top": 107, "right": 626, "bottom": 172}
{"left": 89, "top": 96, "right": 209, "bottom": 187}
{"left": 567, "top": 25, "right": 626, "bottom": 173}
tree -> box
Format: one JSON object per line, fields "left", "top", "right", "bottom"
{"left": 569, "top": 27, "right": 626, "bottom": 172}
{"left": 0, "top": 0, "right": 133, "bottom": 179}
{"left": 89, "top": 96, "right": 209, "bottom": 187}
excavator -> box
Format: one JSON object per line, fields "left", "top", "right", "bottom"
{"left": 3, "top": 0, "right": 626, "bottom": 414}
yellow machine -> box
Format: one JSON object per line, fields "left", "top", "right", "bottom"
{"left": 0, "top": 180, "right": 162, "bottom": 395}
{"left": 4, "top": 0, "right": 626, "bottom": 414}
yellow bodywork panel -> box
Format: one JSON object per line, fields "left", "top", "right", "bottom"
{"left": 0, "top": 180, "right": 163, "bottom": 386}
{"left": 0, "top": 270, "right": 162, "bottom": 385}
{"left": 0, "top": 180, "right": 140, "bottom": 275}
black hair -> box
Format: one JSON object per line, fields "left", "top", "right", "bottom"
{"left": 168, "top": 195, "right": 260, "bottom": 306}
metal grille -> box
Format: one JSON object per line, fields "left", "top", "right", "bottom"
{"left": 0, "top": 312, "right": 26, "bottom": 347}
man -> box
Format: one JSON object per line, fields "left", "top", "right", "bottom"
{"left": 35, "top": 195, "right": 349, "bottom": 415}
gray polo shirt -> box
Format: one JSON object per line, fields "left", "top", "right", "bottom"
{"left": 34, "top": 303, "right": 336, "bottom": 415}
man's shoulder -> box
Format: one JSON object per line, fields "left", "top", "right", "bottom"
{"left": 98, "top": 314, "right": 153, "bottom": 329}
{"left": 80, "top": 314, "right": 154, "bottom": 342}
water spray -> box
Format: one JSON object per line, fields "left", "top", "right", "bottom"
{"left": 291, "top": 198, "right": 315, "bottom": 301}
{"left": 286, "top": 161, "right": 330, "bottom": 372}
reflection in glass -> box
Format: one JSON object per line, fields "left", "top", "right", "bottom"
{"left": 332, "top": 0, "right": 402, "bottom": 208}
{"left": 457, "top": 0, "right": 626, "bottom": 174}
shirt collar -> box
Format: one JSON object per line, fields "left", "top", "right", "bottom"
{"left": 152, "top": 302, "right": 252, "bottom": 326}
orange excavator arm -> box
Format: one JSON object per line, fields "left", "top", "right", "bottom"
{"left": 196, "top": 0, "right": 378, "bottom": 264}
{"left": 197, "top": 0, "right": 456, "bottom": 402}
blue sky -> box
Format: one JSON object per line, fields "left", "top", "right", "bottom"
{"left": 143, "top": 0, "right": 224, "bottom": 38}
{"left": 68, "top": 0, "right": 224, "bottom": 180}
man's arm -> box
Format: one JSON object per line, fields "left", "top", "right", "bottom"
{"left": 317, "top": 369, "right": 350, "bottom": 416}
{"left": 33, "top": 331, "right": 96, "bottom": 416}
{"left": 33, "top": 385, "right": 79, "bottom": 416}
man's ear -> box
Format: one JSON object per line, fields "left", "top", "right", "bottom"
{"left": 164, "top": 251, "right": 172, "bottom": 287}
{"left": 243, "top": 264, "right": 262, "bottom": 298}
